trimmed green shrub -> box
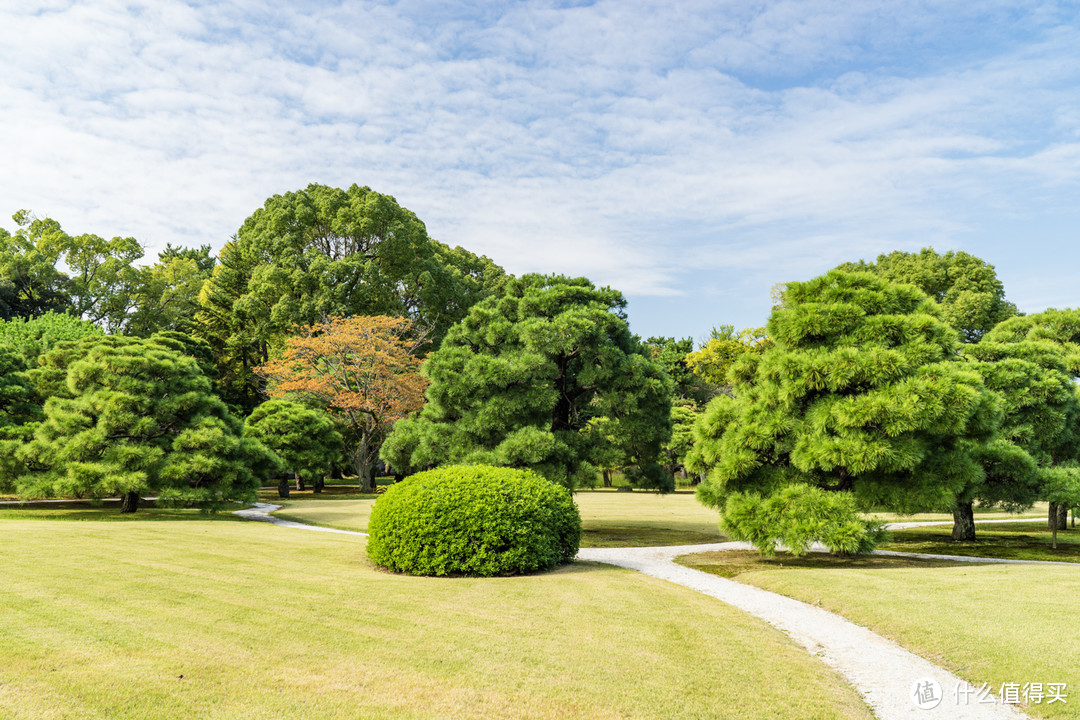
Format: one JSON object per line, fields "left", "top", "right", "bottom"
{"left": 722, "top": 485, "right": 889, "bottom": 557}
{"left": 367, "top": 465, "right": 581, "bottom": 576}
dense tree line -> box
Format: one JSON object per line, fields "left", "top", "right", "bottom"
{"left": 2, "top": 187, "right": 1078, "bottom": 547}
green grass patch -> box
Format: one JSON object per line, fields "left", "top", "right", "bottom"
{"left": 679, "top": 550, "right": 1080, "bottom": 720}
{"left": 270, "top": 489, "right": 727, "bottom": 547}
{"left": 883, "top": 521, "right": 1080, "bottom": 562}
{"left": 0, "top": 517, "right": 872, "bottom": 720}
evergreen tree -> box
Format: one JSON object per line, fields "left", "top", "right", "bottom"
{"left": 244, "top": 399, "right": 343, "bottom": 497}
{"left": 381, "top": 275, "right": 672, "bottom": 490}
{"left": 11, "top": 336, "right": 274, "bottom": 512}
{"left": 840, "top": 248, "right": 1016, "bottom": 343}
{"left": 691, "top": 270, "right": 1000, "bottom": 531}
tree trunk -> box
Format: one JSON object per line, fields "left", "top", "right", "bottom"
{"left": 602, "top": 469, "right": 612, "bottom": 488}
{"left": 951, "top": 501, "right": 976, "bottom": 541}
{"left": 277, "top": 478, "right": 291, "bottom": 498}
{"left": 313, "top": 477, "right": 324, "bottom": 494}
{"left": 1053, "top": 520, "right": 1058, "bottom": 550}
{"left": 356, "top": 439, "right": 376, "bottom": 494}
{"left": 120, "top": 491, "right": 140, "bottom": 514}
{"left": 294, "top": 471, "right": 305, "bottom": 492}
{"left": 1072, "top": 509, "right": 1076, "bottom": 529}
{"left": 1049, "top": 502, "right": 1061, "bottom": 531}
{"left": 1057, "top": 504, "right": 1068, "bottom": 530}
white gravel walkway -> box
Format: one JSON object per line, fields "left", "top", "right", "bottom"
{"left": 232, "top": 502, "right": 368, "bottom": 535}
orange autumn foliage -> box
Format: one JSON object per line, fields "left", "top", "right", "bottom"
{"left": 254, "top": 315, "right": 427, "bottom": 488}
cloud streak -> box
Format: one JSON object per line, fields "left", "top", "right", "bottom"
{"left": 2, "top": 0, "right": 1079, "bottom": 338}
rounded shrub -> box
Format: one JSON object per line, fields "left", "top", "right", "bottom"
{"left": 366, "top": 465, "right": 582, "bottom": 577}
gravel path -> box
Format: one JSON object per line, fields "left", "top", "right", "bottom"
{"left": 232, "top": 502, "right": 368, "bottom": 535}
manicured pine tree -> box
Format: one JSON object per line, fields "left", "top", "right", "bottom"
{"left": 244, "top": 399, "right": 343, "bottom": 497}
{"left": 691, "top": 269, "right": 1000, "bottom": 538}
{"left": 381, "top": 274, "right": 672, "bottom": 490}
{"left": 12, "top": 335, "right": 275, "bottom": 512}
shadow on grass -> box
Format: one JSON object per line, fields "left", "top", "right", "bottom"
{"left": 883, "top": 521, "right": 1080, "bottom": 563}
{"left": 0, "top": 503, "right": 246, "bottom": 522}
{"left": 676, "top": 550, "right": 978, "bottom": 579}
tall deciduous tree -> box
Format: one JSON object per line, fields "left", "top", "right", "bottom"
{"left": 196, "top": 184, "right": 504, "bottom": 411}
{"left": 381, "top": 275, "right": 673, "bottom": 490}
{"left": 0, "top": 211, "right": 146, "bottom": 331}
{"left": 690, "top": 270, "right": 999, "bottom": 527}
{"left": 254, "top": 315, "right": 427, "bottom": 493}
{"left": 10, "top": 336, "right": 274, "bottom": 512}
{"left": 127, "top": 244, "right": 216, "bottom": 337}
{"left": 0, "top": 213, "right": 72, "bottom": 319}
{"left": 839, "top": 248, "right": 1016, "bottom": 343}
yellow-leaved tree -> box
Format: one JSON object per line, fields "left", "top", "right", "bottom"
{"left": 255, "top": 315, "right": 427, "bottom": 492}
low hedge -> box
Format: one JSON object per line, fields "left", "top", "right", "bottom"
{"left": 366, "top": 465, "right": 581, "bottom": 576}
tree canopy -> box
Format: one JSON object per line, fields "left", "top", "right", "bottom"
{"left": 197, "top": 184, "right": 505, "bottom": 410}
{"left": 839, "top": 248, "right": 1017, "bottom": 343}
{"left": 690, "top": 269, "right": 1000, "bottom": 520}
{"left": 381, "top": 274, "right": 672, "bottom": 490}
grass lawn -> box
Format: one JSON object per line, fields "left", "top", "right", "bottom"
{"left": 270, "top": 490, "right": 727, "bottom": 547}
{"left": 0, "top": 513, "right": 873, "bottom": 720}
{"left": 678, "top": 550, "right": 1080, "bottom": 720}
{"left": 882, "top": 521, "right": 1080, "bottom": 562}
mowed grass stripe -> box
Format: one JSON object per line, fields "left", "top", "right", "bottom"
{"left": 1, "top": 517, "right": 872, "bottom": 720}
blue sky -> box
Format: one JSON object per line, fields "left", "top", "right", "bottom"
{"left": 2, "top": 1, "right": 1079, "bottom": 343}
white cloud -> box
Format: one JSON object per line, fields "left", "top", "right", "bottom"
{"left": 1, "top": 0, "right": 1079, "bottom": 337}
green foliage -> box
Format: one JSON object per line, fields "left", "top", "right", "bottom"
{"left": 8, "top": 335, "right": 275, "bottom": 510}
{"left": 381, "top": 274, "right": 672, "bottom": 490}
{"left": 722, "top": 485, "right": 889, "bottom": 557}
{"left": 644, "top": 336, "right": 715, "bottom": 404}
{"left": 244, "top": 399, "right": 343, "bottom": 484}
{"left": 0, "top": 214, "right": 70, "bottom": 319}
{"left": 691, "top": 269, "right": 999, "bottom": 514}
{"left": 0, "top": 348, "right": 38, "bottom": 428}
{"left": 366, "top": 465, "right": 581, "bottom": 577}
{"left": 0, "top": 312, "right": 103, "bottom": 369}
{"left": 839, "top": 247, "right": 1017, "bottom": 343}
{"left": 685, "top": 325, "right": 771, "bottom": 388}
{"left": 126, "top": 245, "right": 216, "bottom": 337}
{"left": 195, "top": 184, "right": 505, "bottom": 411}
{"left": 661, "top": 403, "right": 699, "bottom": 476}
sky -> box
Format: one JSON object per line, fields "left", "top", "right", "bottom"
{"left": 2, "top": 0, "right": 1079, "bottom": 343}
